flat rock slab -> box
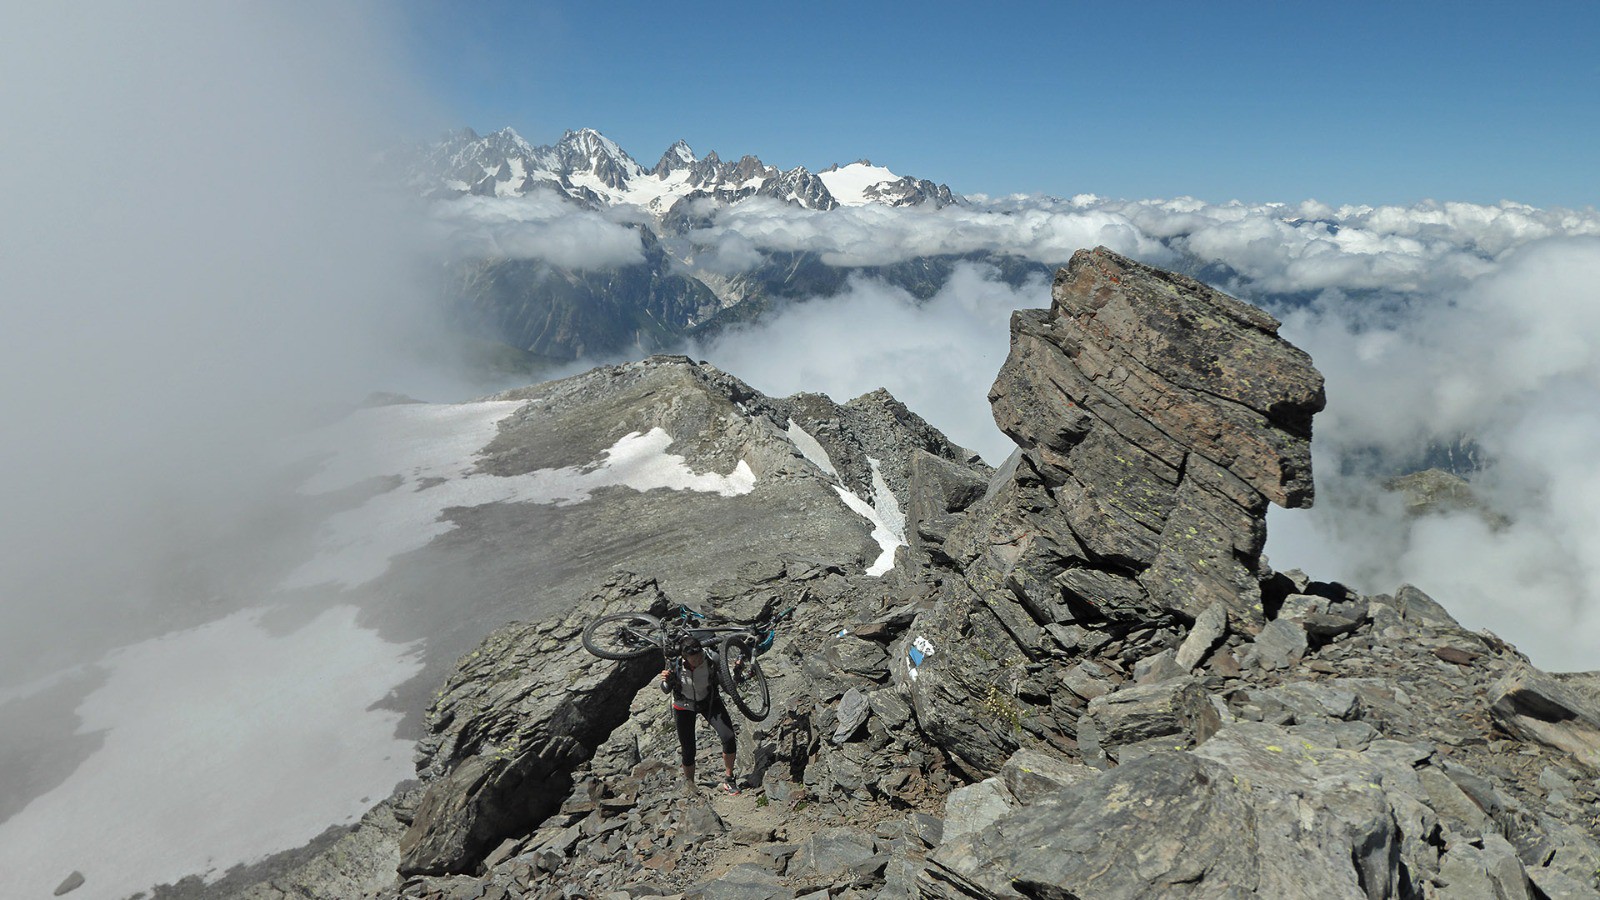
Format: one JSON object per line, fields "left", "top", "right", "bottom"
{"left": 1492, "top": 664, "right": 1600, "bottom": 769}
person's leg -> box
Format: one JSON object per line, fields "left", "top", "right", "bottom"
{"left": 674, "top": 707, "right": 697, "bottom": 789}
{"left": 705, "top": 704, "right": 738, "bottom": 791}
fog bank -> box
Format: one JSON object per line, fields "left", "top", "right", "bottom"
{"left": 0, "top": 1, "right": 445, "bottom": 682}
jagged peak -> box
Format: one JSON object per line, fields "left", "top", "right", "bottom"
{"left": 653, "top": 139, "right": 697, "bottom": 176}
{"left": 559, "top": 127, "right": 629, "bottom": 160}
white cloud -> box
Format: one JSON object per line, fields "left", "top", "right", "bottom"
{"left": 430, "top": 192, "right": 646, "bottom": 268}
{"left": 1268, "top": 237, "right": 1600, "bottom": 671}
{"left": 0, "top": 0, "right": 457, "bottom": 681}
{"left": 689, "top": 197, "right": 1170, "bottom": 270}
{"left": 696, "top": 262, "right": 1045, "bottom": 464}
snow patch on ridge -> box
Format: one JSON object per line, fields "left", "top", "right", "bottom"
{"left": 785, "top": 419, "right": 839, "bottom": 480}
{"left": 786, "top": 420, "right": 906, "bottom": 576}
{"left": 283, "top": 403, "right": 756, "bottom": 590}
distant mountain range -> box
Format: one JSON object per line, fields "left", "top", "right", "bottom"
{"left": 413, "top": 126, "right": 958, "bottom": 215}
{"left": 405, "top": 128, "right": 1018, "bottom": 369}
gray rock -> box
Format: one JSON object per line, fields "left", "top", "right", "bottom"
{"left": 693, "top": 863, "right": 790, "bottom": 900}
{"left": 1078, "top": 677, "right": 1221, "bottom": 765}
{"left": 998, "top": 748, "right": 1094, "bottom": 801}
{"left": 53, "top": 871, "right": 85, "bottom": 896}
{"left": 825, "top": 636, "right": 890, "bottom": 681}
{"left": 832, "top": 688, "right": 871, "bottom": 744}
{"left": 1418, "top": 768, "right": 1491, "bottom": 837}
{"left": 398, "top": 575, "right": 670, "bottom": 876}
{"left": 1060, "top": 660, "right": 1116, "bottom": 701}
{"left": 866, "top": 687, "right": 912, "bottom": 728}
{"left": 1491, "top": 663, "right": 1600, "bottom": 768}
{"left": 1254, "top": 617, "right": 1309, "bottom": 670}
{"left": 1540, "top": 766, "right": 1579, "bottom": 805}
{"left": 1133, "top": 648, "right": 1188, "bottom": 684}
{"left": 942, "top": 778, "right": 1015, "bottom": 843}
{"left": 923, "top": 753, "right": 1263, "bottom": 900}
{"left": 789, "top": 827, "right": 879, "bottom": 879}
{"left": 908, "top": 812, "right": 945, "bottom": 848}
{"left": 1527, "top": 865, "right": 1600, "bottom": 900}
{"left": 1174, "top": 602, "right": 1228, "bottom": 670}
{"left": 1258, "top": 681, "right": 1360, "bottom": 721}
{"left": 1435, "top": 834, "right": 1533, "bottom": 900}
{"left": 1395, "top": 584, "right": 1463, "bottom": 629}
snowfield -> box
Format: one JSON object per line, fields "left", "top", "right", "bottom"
{"left": 817, "top": 161, "right": 902, "bottom": 206}
{"left": 282, "top": 401, "right": 757, "bottom": 590}
{"left": 0, "top": 607, "right": 422, "bottom": 900}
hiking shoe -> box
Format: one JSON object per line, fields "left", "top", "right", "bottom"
{"left": 719, "top": 778, "right": 741, "bottom": 795}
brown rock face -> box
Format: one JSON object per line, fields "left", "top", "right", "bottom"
{"left": 986, "top": 246, "right": 1324, "bottom": 625}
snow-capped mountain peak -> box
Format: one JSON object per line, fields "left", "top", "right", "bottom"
{"left": 555, "top": 128, "right": 643, "bottom": 191}
{"left": 818, "top": 160, "right": 956, "bottom": 208}
{"left": 653, "top": 139, "right": 696, "bottom": 176}
{"left": 490, "top": 126, "right": 536, "bottom": 157}
{"left": 411, "top": 127, "right": 959, "bottom": 215}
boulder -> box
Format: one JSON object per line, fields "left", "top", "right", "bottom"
{"left": 1175, "top": 601, "right": 1228, "bottom": 671}
{"left": 693, "top": 863, "right": 790, "bottom": 900}
{"left": 1253, "top": 617, "right": 1309, "bottom": 671}
{"left": 1077, "top": 676, "right": 1222, "bottom": 766}
{"left": 942, "top": 778, "right": 1015, "bottom": 843}
{"left": 788, "top": 827, "right": 880, "bottom": 880}
{"left": 397, "top": 574, "right": 669, "bottom": 876}
{"left": 1491, "top": 664, "right": 1600, "bottom": 769}
{"left": 998, "top": 748, "right": 1094, "bottom": 800}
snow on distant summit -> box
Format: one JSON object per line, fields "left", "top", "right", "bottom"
{"left": 412, "top": 127, "right": 961, "bottom": 217}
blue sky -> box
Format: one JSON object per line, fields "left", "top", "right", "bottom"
{"left": 395, "top": 1, "right": 1599, "bottom": 208}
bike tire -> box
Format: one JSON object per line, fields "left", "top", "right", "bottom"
{"left": 581, "top": 612, "right": 663, "bottom": 660}
{"left": 718, "top": 635, "right": 771, "bottom": 720}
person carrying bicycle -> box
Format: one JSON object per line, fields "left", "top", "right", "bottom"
{"left": 660, "top": 634, "right": 740, "bottom": 795}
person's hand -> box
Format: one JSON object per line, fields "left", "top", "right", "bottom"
{"left": 660, "top": 669, "right": 671, "bottom": 681}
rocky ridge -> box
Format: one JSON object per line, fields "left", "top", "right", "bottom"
{"left": 222, "top": 249, "right": 1600, "bottom": 900}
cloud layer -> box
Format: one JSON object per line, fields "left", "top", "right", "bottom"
{"left": 0, "top": 1, "right": 443, "bottom": 679}
{"left": 673, "top": 195, "right": 1600, "bottom": 671}
{"left": 1269, "top": 237, "right": 1600, "bottom": 670}
{"left": 430, "top": 193, "right": 647, "bottom": 268}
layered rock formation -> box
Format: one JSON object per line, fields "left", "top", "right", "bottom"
{"left": 209, "top": 248, "right": 1600, "bottom": 900}
{"left": 904, "top": 247, "right": 1324, "bottom": 776}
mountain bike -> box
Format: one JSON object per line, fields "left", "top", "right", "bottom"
{"left": 581, "top": 602, "right": 793, "bottom": 720}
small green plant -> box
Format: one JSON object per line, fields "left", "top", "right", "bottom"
{"left": 980, "top": 684, "right": 1023, "bottom": 734}
{"left": 756, "top": 794, "right": 769, "bottom": 808}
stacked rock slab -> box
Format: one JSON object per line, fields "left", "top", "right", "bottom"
{"left": 987, "top": 245, "right": 1323, "bottom": 624}
{"left": 905, "top": 247, "right": 1325, "bottom": 776}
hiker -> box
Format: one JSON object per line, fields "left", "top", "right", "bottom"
{"left": 661, "top": 634, "right": 740, "bottom": 794}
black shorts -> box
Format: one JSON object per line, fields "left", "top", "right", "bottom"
{"left": 674, "top": 701, "right": 736, "bottom": 765}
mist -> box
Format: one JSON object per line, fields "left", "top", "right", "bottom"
{"left": 0, "top": 2, "right": 452, "bottom": 683}
{"left": 1268, "top": 237, "right": 1600, "bottom": 672}
{"left": 0, "top": 3, "right": 478, "bottom": 895}
{"left": 694, "top": 263, "right": 1043, "bottom": 464}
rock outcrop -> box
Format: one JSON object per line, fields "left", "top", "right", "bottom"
{"left": 213, "top": 248, "right": 1600, "bottom": 900}
{"left": 903, "top": 247, "right": 1325, "bottom": 777}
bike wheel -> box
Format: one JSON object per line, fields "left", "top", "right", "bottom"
{"left": 582, "top": 612, "right": 662, "bottom": 660}
{"left": 718, "top": 636, "right": 770, "bottom": 720}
